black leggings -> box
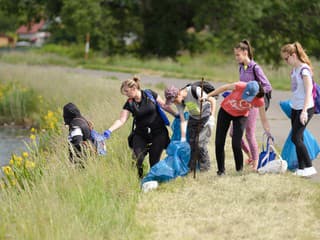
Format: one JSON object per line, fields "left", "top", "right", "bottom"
{"left": 215, "top": 108, "right": 247, "bottom": 172}
{"left": 132, "top": 127, "right": 169, "bottom": 175}
{"left": 291, "top": 107, "right": 314, "bottom": 169}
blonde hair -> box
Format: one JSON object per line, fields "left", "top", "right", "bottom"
{"left": 234, "top": 39, "right": 254, "bottom": 60}
{"left": 120, "top": 76, "right": 141, "bottom": 94}
{"left": 281, "top": 42, "right": 313, "bottom": 72}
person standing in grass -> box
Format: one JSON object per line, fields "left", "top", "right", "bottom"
{"left": 164, "top": 84, "right": 216, "bottom": 172}
{"left": 103, "top": 76, "right": 175, "bottom": 178}
{"left": 280, "top": 42, "right": 317, "bottom": 177}
{"left": 233, "top": 39, "right": 273, "bottom": 169}
{"left": 205, "top": 81, "right": 272, "bottom": 175}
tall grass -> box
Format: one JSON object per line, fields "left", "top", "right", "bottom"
{"left": 0, "top": 64, "right": 146, "bottom": 239}
{"left": 0, "top": 139, "right": 144, "bottom": 239}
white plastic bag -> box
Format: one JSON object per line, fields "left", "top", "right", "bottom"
{"left": 141, "top": 181, "right": 158, "bottom": 193}
{"left": 258, "top": 145, "right": 288, "bottom": 174}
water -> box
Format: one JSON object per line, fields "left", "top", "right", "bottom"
{"left": 0, "top": 128, "right": 29, "bottom": 167}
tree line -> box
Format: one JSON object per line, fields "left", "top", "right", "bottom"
{"left": 1, "top": 0, "right": 320, "bottom": 64}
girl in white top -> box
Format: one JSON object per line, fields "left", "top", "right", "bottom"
{"left": 281, "top": 42, "right": 317, "bottom": 177}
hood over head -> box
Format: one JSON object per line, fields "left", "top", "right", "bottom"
{"left": 63, "top": 102, "right": 82, "bottom": 125}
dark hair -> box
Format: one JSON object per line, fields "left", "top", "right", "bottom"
{"left": 235, "top": 39, "right": 254, "bottom": 60}
{"left": 256, "top": 81, "right": 265, "bottom": 98}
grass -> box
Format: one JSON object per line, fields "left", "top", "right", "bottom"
{"left": 0, "top": 57, "right": 319, "bottom": 239}
{"left": 138, "top": 170, "right": 320, "bottom": 239}
{"left": 4, "top": 47, "right": 319, "bottom": 90}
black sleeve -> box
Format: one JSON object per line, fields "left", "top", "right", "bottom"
{"left": 123, "top": 100, "right": 133, "bottom": 113}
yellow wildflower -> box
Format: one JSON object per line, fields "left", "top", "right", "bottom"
{"left": 16, "top": 157, "right": 23, "bottom": 167}
{"left": 25, "top": 160, "right": 35, "bottom": 170}
{"left": 22, "top": 152, "right": 29, "bottom": 158}
{"left": 2, "top": 166, "right": 14, "bottom": 176}
{"left": 10, "top": 179, "right": 17, "bottom": 186}
{"left": 30, "top": 134, "right": 36, "bottom": 141}
{"left": 9, "top": 159, "right": 14, "bottom": 165}
{"left": 47, "top": 111, "right": 54, "bottom": 118}
{"left": 30, "top": 127, "right": 36, "bottom": 133}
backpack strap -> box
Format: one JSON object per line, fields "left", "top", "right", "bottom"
{"left": 299, "top": 66, "right": 312, "bottom": 79}
{"left": 144, "top": 89, "right": 170, "bottom": 126}
{"left": 190, "top": 85, "right": 199, "bottom": 99}
{"left": 181, "top": 83, "right": 199, "bottom": 100}
{"left": 252, "top": 64, "right": 258, "bottom": 81}
{"left": 144, "top": 89, "right": 156, "bottom": 104}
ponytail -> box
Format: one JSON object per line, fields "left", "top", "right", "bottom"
{"left": 235, "top": 39, "right": 254, "bottom": 60}
{"left": 281, "top": 42, "right": 313, "bottom": 72}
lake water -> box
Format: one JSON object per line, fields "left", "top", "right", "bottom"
{"left": 0, "top": 128, "right": 29, "bottom": 167}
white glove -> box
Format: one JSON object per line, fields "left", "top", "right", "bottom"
{"left": 205, "top": 115, "right": 215, "bottom": 130}
{"left": 300, "top": 111, "right": 308, "bottom": 125}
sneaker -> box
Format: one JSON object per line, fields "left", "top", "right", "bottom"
{"left": 217, "top": 171, "right": 225, "bottom": 176}
{"left": 292, "top": 169, "right": 304, "bottom": 176}
{"left": 303, "top": 167, "right": 317, "bottom": 177}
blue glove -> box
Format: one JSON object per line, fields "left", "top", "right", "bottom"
{"left": 103, "top": 130, "right": 112, "bottom": 139}
{"left": 222, "top": 91, "right": 231, "bottom": 98}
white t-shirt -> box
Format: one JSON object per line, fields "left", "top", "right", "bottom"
{"left": 290, "top": 64, "right": 314, "bottom": 110}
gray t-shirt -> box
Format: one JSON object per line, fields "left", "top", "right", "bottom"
{"left": 176, "top": 86, "right": 212, "bottom": 119}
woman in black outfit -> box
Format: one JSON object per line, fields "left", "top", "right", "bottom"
{"left": 104, "top": 76, "right": 176, "bottom": 178}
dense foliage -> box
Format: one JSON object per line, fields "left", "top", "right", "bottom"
{"left": 1, "top": 0, "right": 320, "bottom": 63}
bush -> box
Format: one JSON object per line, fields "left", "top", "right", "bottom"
{"left": 0, "top": 82, "right": 41, "bottom": 126}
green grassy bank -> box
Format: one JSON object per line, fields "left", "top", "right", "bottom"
{"left": 0, "top": 57, "right": 319, "bottom": 240}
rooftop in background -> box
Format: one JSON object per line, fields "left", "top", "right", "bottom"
{"left": 16, "top": 19, "right": 47, "bottom": 34}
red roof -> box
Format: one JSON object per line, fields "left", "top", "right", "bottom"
{"left": 16, "top": 19, "right": 46, "bottom": 34}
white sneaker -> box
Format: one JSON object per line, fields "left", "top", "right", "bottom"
{"left": 303, "top": 167, "right": 317, "bottom": 177}
{"left": 293, "top": 169, "right": 304, "bottom": 176}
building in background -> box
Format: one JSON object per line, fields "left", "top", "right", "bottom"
{"left": 16, "top": 19, "right": 50, "bottom": 47}
{"left": 0, "top": 34, "right": 15, "bottom": 48}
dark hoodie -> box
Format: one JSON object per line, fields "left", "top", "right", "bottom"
{"left": 63, "top": 103, "right": 92, "bottom": 160}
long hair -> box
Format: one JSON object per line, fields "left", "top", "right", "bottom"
{"left": 234, "top": 39, "right": 254, "bottom": 60}
{"left": 256, "top": 82, "right": 265, "bottom": 98}
{"left": 281, "top": 42, "right": 313, "bottom": 72}
{"left": 120, "top": 76, "right": 141, "bottom": 94}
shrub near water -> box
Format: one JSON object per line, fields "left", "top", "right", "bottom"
{"left": 0, "top": 82, "right": 41, "bottom": 126}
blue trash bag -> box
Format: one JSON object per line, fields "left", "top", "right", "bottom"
{"left": 141, "top": 141, "right": 191, "bottom": 184}
{"left": 141, "top": 113, "right": 191, "bottom": 184}
{"left": 170, "top": 112, "right": 189, "bottom": 141}
{"left": 279, "top": 100, "right": 320, "bottom": 170}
